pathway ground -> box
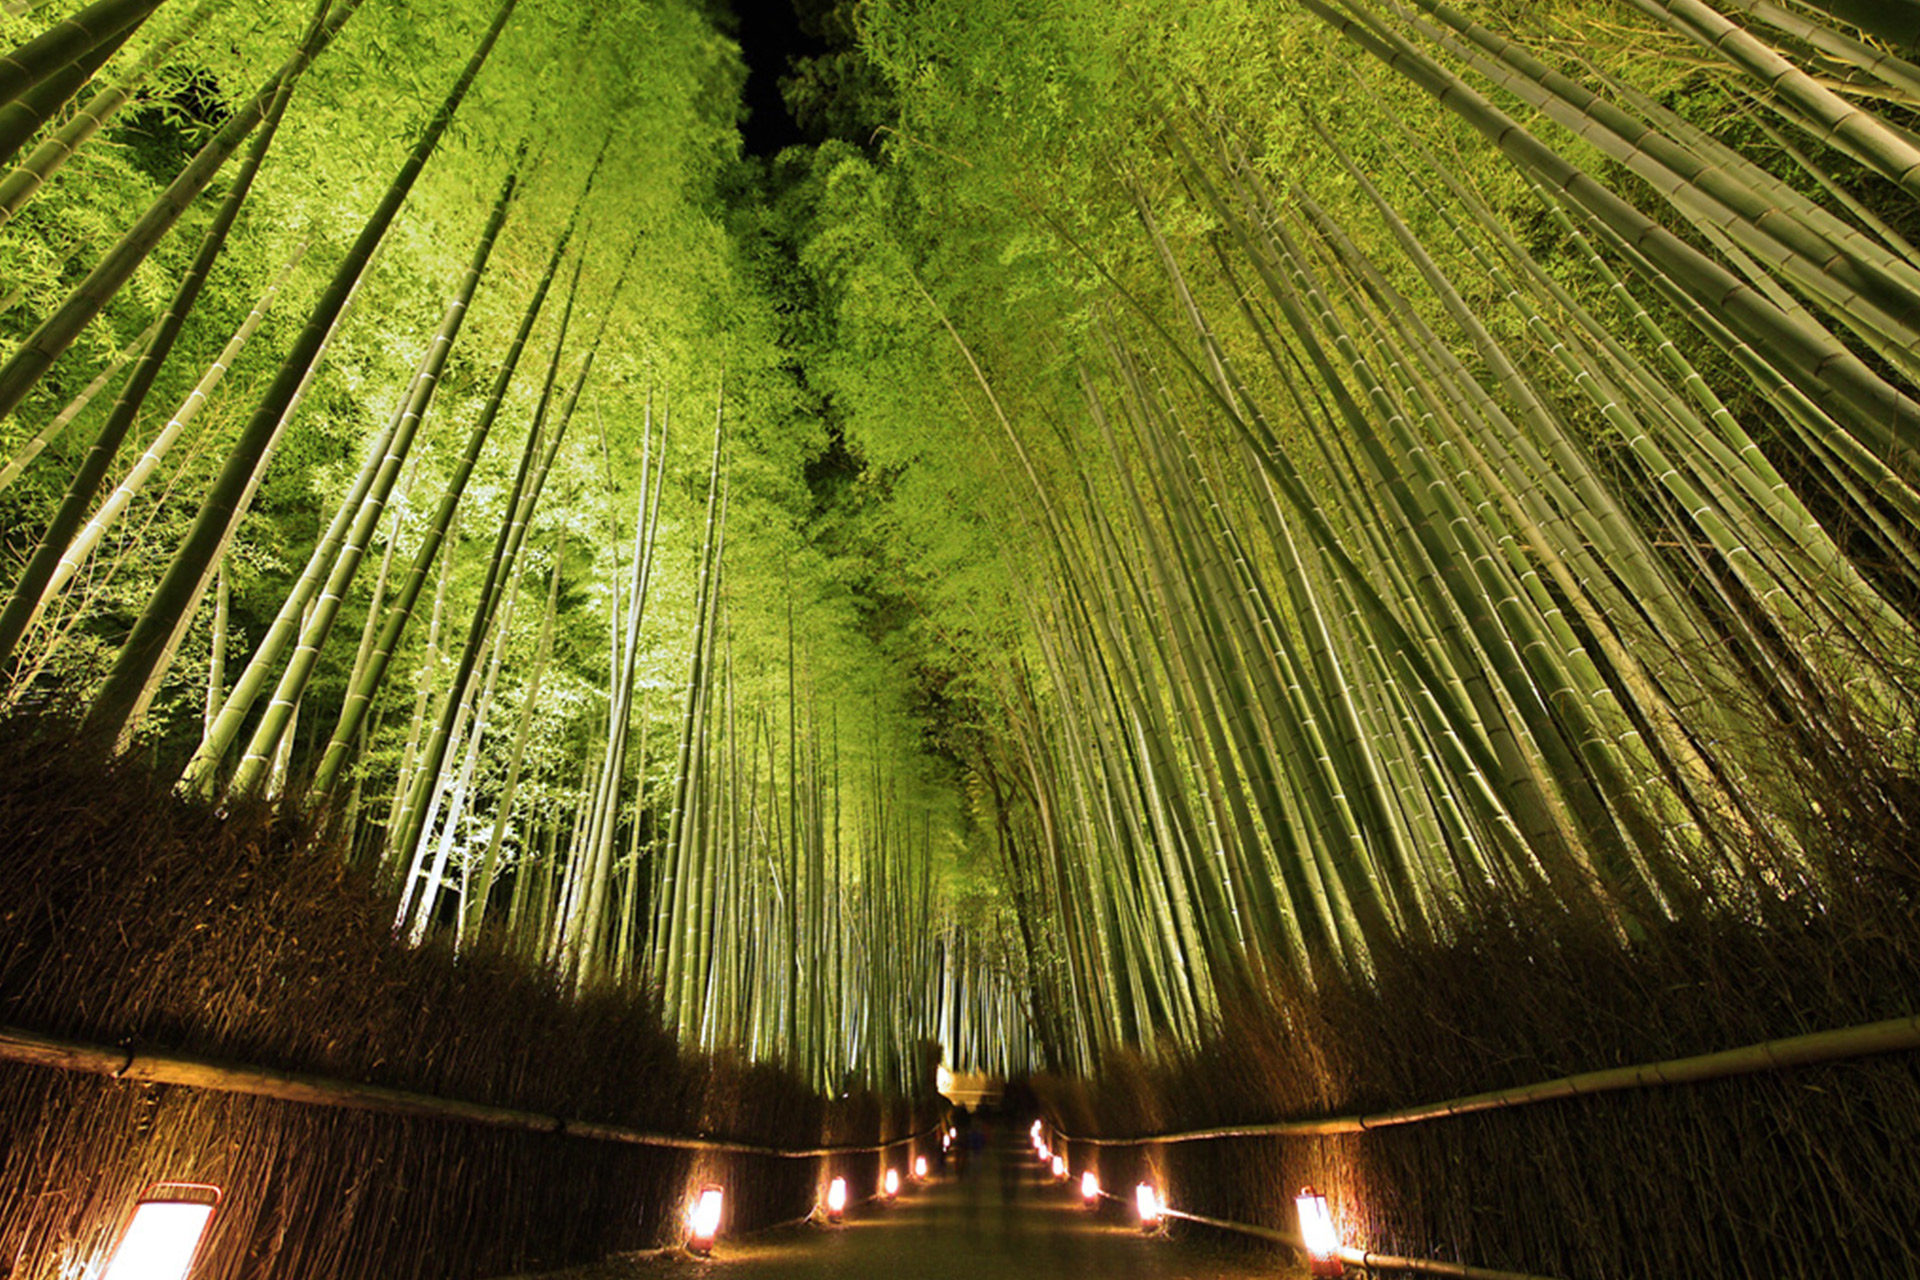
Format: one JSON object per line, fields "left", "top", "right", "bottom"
{"left": 498, "top": 1131, "right": 1296, "bottom": 1280}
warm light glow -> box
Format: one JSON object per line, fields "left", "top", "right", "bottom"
{"left": 1037, "top": 1143, "right": 1050, "bottom": 1162}
{"left": 687, "top": 1185, "right": 724, "bottom": 1254}
{"left": 914, "top": 1155, "right": 928, "bottom": 1179}
{"left": 936, "top": 1064, "right": 954, "bottom": 1094}
{"left": 103, "top": 1186, "right": 220, "bottom": 1280}
{"left": 1295, "top": 1187, "right": 1343, "bottom": 1277}
{"left": 1135, "top": 1182, "right": 1161, "bottom": 1227}
{"left": 942, "top": 1132, "right": 951, "bottom": 1151}
{"left": 1080, "top": 1171, "right": 1100, "bottom": 1203}
{"left": 826, "top": 1177, "right": 848, "bottom": 1218}
{"left": 883, "top": 1167, "right": 901, "bottom": 1198}
{"left": 1051, "top": 1155, "right": 1066, "bottom": 1179}
{"left": 1030, "top": 1119, "right": 1043, "bottom": 1142}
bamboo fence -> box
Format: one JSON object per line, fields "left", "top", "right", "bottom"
{"left": 0, "top": 1024, "right": 936, "bottom": 1158}
{"left": 1055, "top": 1013, "right": 1920, "bottom": 1143}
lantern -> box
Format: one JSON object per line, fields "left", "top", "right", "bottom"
{"left": 913, "top": 1155, "right": 929, "bottom": 1180}
{"left": 1050, "top": 1154, "right": 1066, "bottom": 1180}
{"left": 103, "top": 1183, "right": 221, "bottom": 1280}
{"left": 883, "top": 1167, "right": 901, "bottom": 1198}
{"left": 1135, "top": 1182, "right": 1161, "bottom": 1230}
{"left": 686, "top": 1185, "right": 724, "bottom": 1256}
{"left": 1295, "top": 1186, "right": 1343, "bottom": 1277}
{"left": 825, "top": 1176, "right": 848, "bottom": 1221}
{"left": 1080, "top": 1171, "right": 1100, "bottom": 1205}
{"left": 1030, "top": 1119, "right": 1043, "bottom": 1142}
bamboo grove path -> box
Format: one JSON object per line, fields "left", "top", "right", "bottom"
{"left": 498, "top": 1130, "right": 1293, "bottom": 1280}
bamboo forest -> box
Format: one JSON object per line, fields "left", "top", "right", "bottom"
{"left": 1, "top": 0, "right": 1917, "bottom": 1276}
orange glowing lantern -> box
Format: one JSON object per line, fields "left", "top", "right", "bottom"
{"left": 825, "top": 1176, "right": 848, "bottom": 1221}
{"left": 1135, "top": 1182, "right": 1161, "bottom": 1230}
{"left": 686, "top": 1185, "right": 724, "bottom": 1256}
{"left": 1030, "top": 1119, "right": 1043, "bottom": 1142}
{"left": 1080, "top": 1171, "right": 1100, "bottom": 1205}
{"left": 103, "top": 1183, "right": 221, "bottom": 1280}
{"left": 913, "top": 1155, "right": 929, "bottom": 1180}
{"left": 883, "top": 1167, "right": 901, "bottom": 1198}
{"left": 1295, "top": 1186, "right": 1343, "bottom": 1277}
{"left": 1050, "top": 1154, "right": 1066, "bottom": 1180}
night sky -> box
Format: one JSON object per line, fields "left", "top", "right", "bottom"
{"left": 730, "top": 0, "right": 828, "bottom": 156}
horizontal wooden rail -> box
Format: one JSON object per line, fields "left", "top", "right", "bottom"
{"left": 1087, "top": 1183, "right": 1562, "bottom": 1278}
{"left": 0, "top": 1024, "right": 932, "bottom": 1158}
{"left": 1058, "top": 1012, "right": 1920, "bottom": 1145}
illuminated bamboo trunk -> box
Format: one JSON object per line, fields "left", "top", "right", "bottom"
{"left": 80, "top": 0, "right": 514, "bottom": 748}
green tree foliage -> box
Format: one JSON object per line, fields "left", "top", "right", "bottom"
{"left": 13, "top": 0, "right": 1911, "bottom": 1091}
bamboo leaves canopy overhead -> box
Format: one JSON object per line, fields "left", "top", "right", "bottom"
{"left": 3, "top": 0, "right": 1919, "bottom": 1084}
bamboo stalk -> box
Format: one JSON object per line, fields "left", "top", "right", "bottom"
{"left": 1061, "top": 1014, "right": 1920, "bottom": 1143}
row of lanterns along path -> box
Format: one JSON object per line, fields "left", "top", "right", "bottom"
{"left": 687, "top": 1146, "right": 938, "bottom": 1255}
{"left": 97, "top": 1125, "right": 1342, "bottom": 1276}
{"left": 1030, "top": 1119, "right": 1344, "bottom": 1277}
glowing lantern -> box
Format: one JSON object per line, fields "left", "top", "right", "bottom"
{"left": 103, "top": 1183, "right": 220, "bottom": 1280}
{"left": 941, "top": 1131, "right": 951, "bottom": 1152}
{"left": 825, "top": 1177, "right": 848, "bottom": 1221}
{"left": 914, "top": 1155, "right": 929, "bottom": 1180}
{"left": 1030, "top": 1119, "right": 1043, "bottom": 1142}
{"left": 1135, "top": 1182, "right": 1161, "bottom": 1230}
{"left": 1050, "top": 1154, "right": 1066, "bottom": 1180}
{"left": 686, "top": 1185, "right": 724, "bottom": 1256}
{"left": 1080, "top": 1171, "right": 1100, "bottom": 1205}
{"left": 1037, "top": 1143, "right": 1050, "bottom": 1162}
{"left": 883, "top": 1167, "right": 901, "bottom": 1198}
{"left": 1295, "top": 1186, "right": 1343, "bottom": 1277}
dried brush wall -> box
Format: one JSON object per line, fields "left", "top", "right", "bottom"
{"left": 0, "top": 736, "right": 923, "bottom": 1280}
{"left": 1043, "top": 871, "right": 1920, "bottom": 1280}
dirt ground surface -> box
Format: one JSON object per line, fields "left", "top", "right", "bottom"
{"left": 494, "top": 1134, "right": 1299, "bottom": 1280}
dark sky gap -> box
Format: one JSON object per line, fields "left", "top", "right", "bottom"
{"left": 730, "top": 0, "right": 827, "bottom": 156}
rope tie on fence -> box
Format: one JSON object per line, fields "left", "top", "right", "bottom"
{"left": 0, "top": 1024, "right": 935, "bottom": 1158}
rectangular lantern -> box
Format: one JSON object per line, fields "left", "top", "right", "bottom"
{"left": 1135, "top": 1182, "right": 1161, "bottom": 1230}
{"left": 913, "top": 1155, "right": 928, "bottom": 1180}
{"left": 687, "top": 1185, "right": 724, "bottom": 1256}
{"left": 883, "top": 1167, "right": 900, "bottom": 1198}
{"left": 1080, "top": 1171, "right": 1100, "bottom": 1205}
{"left": 103, "top": 1183, "right": 221, "bottom": 1280}
{"left": 1050, "top": 1154, "right": 1066, "bottom": 1180}
{"left": 1295, "top": 1186, "right": 1343, "bottom": 1277}
{"left": 825, "top": 1176, "right": 848, "bottom": 1220}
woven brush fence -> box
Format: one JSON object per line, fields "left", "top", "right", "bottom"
{"left": 0, "top": 735, "right": 921, "bottom": 1280}
{"left": 1042, "top": 863, "right": 1920, "bottom": 1280}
